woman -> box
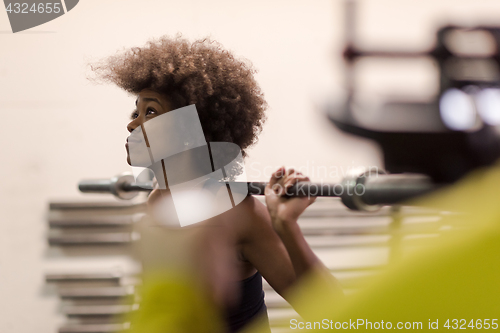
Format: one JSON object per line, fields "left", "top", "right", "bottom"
{"left": 92, "top": 36, "right": 341, "bottom": 332}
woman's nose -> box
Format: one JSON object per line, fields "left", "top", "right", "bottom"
{"left": 127, "top": 118, "right": 141, "bottom": 133}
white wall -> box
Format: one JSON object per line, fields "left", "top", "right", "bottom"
{"left": 1, "top": 0, "right": 500, "bottom": 331}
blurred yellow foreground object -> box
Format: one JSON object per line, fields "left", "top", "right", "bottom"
{"left": 124, "top": 271, "right": 224, "bottom": 333}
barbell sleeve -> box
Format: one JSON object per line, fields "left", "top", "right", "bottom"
{"left": 78, "top": 174, "right": 153, "bottom": 200}
{"left": 360, "top": 174, "right": 435, "bottom": 206}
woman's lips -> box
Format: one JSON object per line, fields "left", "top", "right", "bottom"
{"left": 126, "top": 138, "right": 146, "bottom": 151}
{"left": 126, "top": 136, "right": 144, "bottom": 144}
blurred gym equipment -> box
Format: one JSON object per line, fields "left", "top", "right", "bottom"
{"left": 330, "top": 0, "right": 500, "bottom": 183}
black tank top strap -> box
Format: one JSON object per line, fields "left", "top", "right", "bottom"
{"left": 224, "top": 271, "right": 271, "bottom": 333}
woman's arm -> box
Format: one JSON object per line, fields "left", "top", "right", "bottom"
{"left": 237, "top": 167, "right": 343, "bottom": 298}
{"left": 227, "top": 196, "right": 296, "bottom": 297}
{"left": 238, "top": 167, "right": 344, "bottom": 317}
{"left": 263, "top": 167, "right": 323, "bottom": 278}
{"left": 264, "top": 167, "right": 343, "bottom": 293}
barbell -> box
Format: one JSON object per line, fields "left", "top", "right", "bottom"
{"left": 78, "top": 171, "right": 437, "bottom": 212}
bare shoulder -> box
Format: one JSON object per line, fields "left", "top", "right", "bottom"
{"left": 224, "top": 195, "right": 274, "bottom": 242}
{"left": 234, "top": 195, "right": 270, "bottom": 222}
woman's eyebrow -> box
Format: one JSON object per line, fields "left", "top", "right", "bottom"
{"left": 143, "top": 97, "right": 161, "bottom": 104}
{"left": 136, "top": 97, "right": 161, "bottom": 105}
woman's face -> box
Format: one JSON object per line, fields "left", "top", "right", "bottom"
{"left": 126, "top": 89, "right": 174, "bottom": 165}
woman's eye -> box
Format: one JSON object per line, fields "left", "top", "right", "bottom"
{"left": 146, "top": 108, "right": 157, "bottom": 116}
